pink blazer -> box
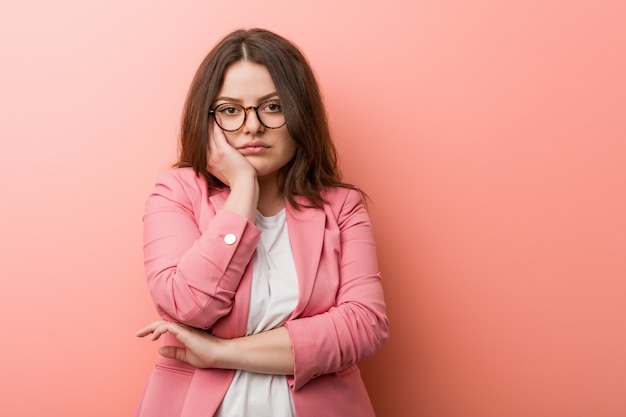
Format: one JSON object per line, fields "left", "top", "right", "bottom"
{"left": 135, "top": 168, "right": 389, "bottom": 417}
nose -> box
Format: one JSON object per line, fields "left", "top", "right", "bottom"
{"left": 242, "top": 106, "right": 264, "bottom": 133}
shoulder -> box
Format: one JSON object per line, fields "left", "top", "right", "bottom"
{"left": 147, "top": 168, "right": 210, "bottom": 211}
{"left": 320, "top": 186, "right": 367, "bottom": 221}
{"left": 321, "top": 185, "right": 360, "bottom": 202}
{"left": 153, "top": 167, "right": 206, "bottom": 192}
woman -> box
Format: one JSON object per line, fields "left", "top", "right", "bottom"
{"left": 135, "top": 28, "right": 388, "bottom": 417}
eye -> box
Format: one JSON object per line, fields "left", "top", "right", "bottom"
{"left": 215, "top": 104, "right": 242, "bottom": 116}
{"left": 260, "top": 100, "right": 283, "bottom": 113}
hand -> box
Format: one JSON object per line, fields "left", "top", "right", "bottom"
{"left": 136, "top": 320, "right": 224, "bottom": 368}
{"left": 208, "top": 123, "right": 259, "bottom": 222}
{"left": 207, "top": 123, "right": 257, "bottom": 188}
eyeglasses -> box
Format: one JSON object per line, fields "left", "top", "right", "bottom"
{"left": 209, "top": 99, "right": 287, "bottom": 132}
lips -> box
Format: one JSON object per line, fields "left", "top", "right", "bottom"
{"left": 237, "top": 140, "right": 271, "bottom": 155}
{"left": 238, "top": 140, "right": 270, "bottom": 150}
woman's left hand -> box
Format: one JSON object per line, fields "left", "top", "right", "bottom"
{"left": 136, "top": 321, "right": 224, "bottom": 368}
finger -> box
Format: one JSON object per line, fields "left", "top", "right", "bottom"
{"left": 212, "top": 122, "right": 226, "bottom": 145}
{"left": 149, "top": 322, "right": 179, "bottom": 341}
{"left": 211, "top": 123, "right": 235, "bottom": 154}
{"left": 140, "top": 321, "right": 189, "bottom": 344}
{"left": 137, "top": 321, "right": 176, "bottom": 341}
{"left": 135, "top": 320, "right": 167, "bottom": 337}
{"left": 208, "top": 122, "right": 225, "bottom": 151}
{"left": 159, "top": 346, "right": 188, "bottom": 363}
{"left": 163, "top": 323, "right": 194, "bottom": 345}
{"left": 208, "top": 123, "right": 218, "bottom": 149}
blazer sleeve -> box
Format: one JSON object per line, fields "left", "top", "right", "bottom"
{"left": 284, "top": 189, "right": 389, "bottom": 390}
{"left": 143, "top": 171, "right": 261, "bottom": 328}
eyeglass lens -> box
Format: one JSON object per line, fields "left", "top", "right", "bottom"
{"left": 212, "top": 100, "right": 285, "bottom": 131}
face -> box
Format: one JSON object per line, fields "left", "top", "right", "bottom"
{"left": 214, "top": 61, "right": 297, "bottom": 182}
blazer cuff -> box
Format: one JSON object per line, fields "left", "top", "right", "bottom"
{"left": 192, "top": 209, "right": 260, "bottom": 292}
{"left": 285, "top": 314, "right": 343, "bottom": 391}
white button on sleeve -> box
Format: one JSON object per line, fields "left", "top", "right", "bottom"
{"left": 224, "top": 233, "right": 237, "bottom": 245}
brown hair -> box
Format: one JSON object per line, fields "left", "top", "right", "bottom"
{"left": 175, "top": 28, "right": 359, "bottom": 208}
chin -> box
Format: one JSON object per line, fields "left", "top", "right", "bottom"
{"left": 255, "top": 168, "right": 281, "bottom": 181}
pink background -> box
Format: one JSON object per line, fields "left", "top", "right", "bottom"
{"left": 1, "top": 1, "right": 625, "bottom": 416}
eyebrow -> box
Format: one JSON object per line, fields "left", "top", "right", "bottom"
{"left": 214, "top": 91, "right": 279, "bottom": 104}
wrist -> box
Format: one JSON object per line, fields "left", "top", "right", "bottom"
{"left": 213, "top": 337, "right": 236, "bottom": 370}
{"left": 229, "top": 175, "right": 259, "bottom": 193}
{"left": 223, "top": 177, "right": 259, "bottom": 222}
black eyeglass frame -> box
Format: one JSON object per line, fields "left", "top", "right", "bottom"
{"left": 208, "top": 100, "right": 287, "bottom": 132}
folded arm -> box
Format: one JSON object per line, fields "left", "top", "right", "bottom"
{"left": 143, "top": 171, "right": 260, "bottom": 329}
{"left": 139, "top": 188, "right": 388, "bottom": 389}
{"left": 137, "top": 321, "right": 294, "bottom": 375}
{"left": 284, "top": 189, "right": 389, "bottom": 389}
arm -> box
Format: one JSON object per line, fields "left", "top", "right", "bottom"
{"left": 144, "top": 126, "right": 260, "bottom": 329}
{"left": 137, "top": 322, "right": 294, "bottom": 375}
{"left": 139, "top": 189, "right": 388, "bottom": 387}
{"left": 207, "top": 123, "right": 258, "bottom": 223}
{"left": 143, "top": 174, "right": 260, "bottom": 328}
{"left": 284, "top": 189, "right": 389, "bottom": 389}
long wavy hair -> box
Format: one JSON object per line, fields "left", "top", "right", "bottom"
{"left": 175, "top": 28, "right": 359, "bottom": 208}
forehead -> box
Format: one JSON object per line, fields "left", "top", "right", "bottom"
{"left": 217, "top": 61, "right": 277, "bottom": 100}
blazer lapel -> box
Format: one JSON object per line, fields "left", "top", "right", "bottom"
{"left": 286, "top": 197, "right": 326, "bottom": 318}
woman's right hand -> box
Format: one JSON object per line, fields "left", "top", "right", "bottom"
{"left": 207, "top": 123, "right": 257, "bottom": 188}
{"left": 208, "top": 123, "right": 259, "bottom": 222}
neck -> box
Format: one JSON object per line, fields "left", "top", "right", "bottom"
{"left": 257, "top": 175, "right": 285, "bottom": 216}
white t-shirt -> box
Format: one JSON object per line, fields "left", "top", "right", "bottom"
{"left": 215, "top": 209, "right": 299, "bottom": 417}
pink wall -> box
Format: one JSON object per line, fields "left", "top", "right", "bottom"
{"left": 1, "top": 1, "right": 624, "bottom": 416}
